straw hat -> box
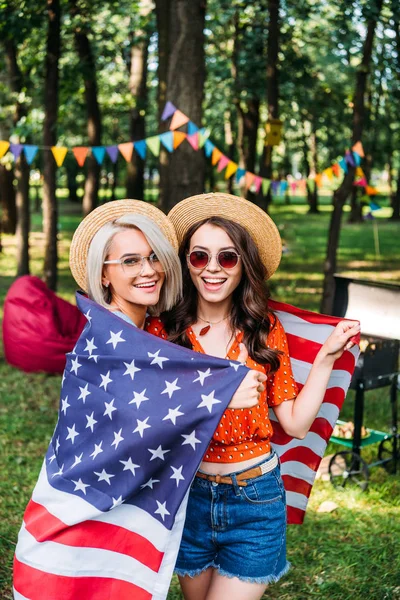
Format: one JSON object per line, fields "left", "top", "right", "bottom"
{"left": 69, "top": 199, "right": 178, "bottom": 291}
{"left": 168, "top": 193, "right": 282, "bottom": 279}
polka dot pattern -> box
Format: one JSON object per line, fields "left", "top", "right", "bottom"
{"left": 145, "top": 315, "right": 298, "bottom": 463}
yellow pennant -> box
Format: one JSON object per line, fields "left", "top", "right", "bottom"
{"left": 51, "top": 146, "right": 68, "bottom": 167}
{"left": 0, "top": 141, "right": 10, "bottom": 159}
{"left": 224, "top": 161, "right": 238, "bottom": 179}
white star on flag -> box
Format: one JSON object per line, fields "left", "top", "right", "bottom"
{"left": 48, "top": 454, "right": 56, "bottom": 464}
{"left": 99, "top": 371, "right": 113, "bottom": 391}
{"left": 129, "top": 389, "right": 149, "bottom": 409}
{"left": 88, "top": 354, "right": 99, "bottom": 363}
{"left": 85, "top": 412, "right": 97, "bottom": 432}
{"left": 84, "top": 337, "right": 97, "bottom": 355}
{"left": 103, "top": 399, "right": 117, "bottom": 420}
{"left": 78, "top": 383, "right": 91, "bottom": 403}
{"left": 61, "top": 396, "right": 70, "bottom": 415}
{"left": 112, "top": 496, "right": 123, "bottom": 508}
{"left": 55, "top": 437, "right": 60, "bottom": 453}
{"left": 70, "top": 357, "right": 82, "bottom": 375}
{"left": 163, "top": 405, "right": 184, "bottom": 425}
{"left": 155, "top": 500, "right": 170, "bottom": 521}
{"left": 140, "top": 477, "right": 160, "bottom": 489}
{"left": 94, "top": 469, "right": 115, "bottom": 485}
{"left": 133, "top": 417, "right": 151, "bottom": 437}
{"left": 120, "top": 457, "right": 140, "bottom": 476}
{"left": 193, "top": 368, "right": 212, "bottom": 385}
{"left": 161, "top": 378, "right": 181, "bottom": 399}
{"left": 84, "top": 309, "right": 92, "bottom": 322}
{"left": 229, "top": 361, "right": 244, "bottom": 371}
{"left": 90, "top": 441, "right": 103, "bottom": 460}
{"left": 197, "top": 390, "right": 222, "bottom": 413}
{"left": 71, "top": 453, "right": 83, "bottom": 469}
{"left": 148, "top": 349, "right": 169, "bottom": 369}
{"left": 106, "top": 330, "right": 126, "bottom": 349}
{"left": 51, "top": 464, "right": 64, "bottom": 478}
{"left": 111, "top": 428, "right": 124, "bottom": 450}
{"left": 181, "top": 430, "right": 201, "bottom": 450}
{"left": 170, "top": 465, "right": 185, "bottom": 487}
{"left": 72, "top": 478, "right": 90, "bottom": 495}
{"left": 148, "top": 445, "right": 170, "bottom": 461}
{"left": 65, "top": 424, "right": 79, "bottom": 444}
{"left": 123, "top": 359, "right": 141, "bottom": 380}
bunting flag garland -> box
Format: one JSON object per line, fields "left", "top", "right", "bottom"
{"left": 51, "top": 147, "right": 68, "bottom": 167}
{"left": 332, "top": 163, "right": 341, "bottom": 177}
{"left": 262, "top": 178, "right": 271, "bottom": 196}
{"left": 23, "top": 145, "right": 39, "bottom": 165}
{"left": 161, "top": 101, "right": 177, "bottom": 121}
{"left": 169, "top": 110, "right": 190, "bottom": 131}
{"left": 253, "top": 175, "right": 263, "bottom": 193}
{"left": 354, "top": 177, "right": 367, "bottom": 187}
{"left": 236, "top": 168, "right": 246, "bottom": 183}
{"left": 338, "top": 158, "right": 348, "bottom": 174}
{"left": 225, "top": 161, "right": 238, "bottom": 179}
{"left": 352, "top": 152, "right": 362, "bottom": 167}
{"left": 106, "top": 146, "right": 119, "bottom": 164}
{"left": 352, "top": 141, "right": 365, "bottom": 158}
{"left": 245, "top": 171, "right": 254, "bottom": 190}
{"left": 366, "top": 185, "right": 378, "bottom": 196}
{"left": 187, "top": 122, "right": 199, "bottom": 136}
{"left": 217, "top": 155, "right": 230, "bottom": 173}
{"left": 92, "top": 146, "right": 106, "bottom": 165}
{"left": 0, "top": 141, "right": 10, "bottom": 159}
{"left": 186, "top": 133, "right": 199, "bottom": 151}
{"left": 72, "top": 147, "right": 89, "bottom": 167}
{"left": 211, "top": 148, "right": 223, "bottom": 166}
{"left": 146, "top": 136, "right": 161, "bottom": 157}
{"left": 10, "top": 144, "right": 23, "bottom": 160}
{"left": 345, "top": 150, "right": 356, "bottom": 168}
{"left": 173, "top": 132, "right": 187, "bottom": 150}
{"left": 198, "top": 128, "right": 211, "bottom": 148}
{"left": 118, "top": 142, "right": 134, "bottom": 163}
{"left": 159, "top": 132, "right": 174, "bottom": 153}
{"left": 204, "top": 139, "right": 215, "bottom": 158}
{"left": 134, "top": 140, "right": 146, "bottom": 161}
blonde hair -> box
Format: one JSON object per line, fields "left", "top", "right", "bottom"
{"left": 86, "top": 213, "right": 182, "bottom": 314}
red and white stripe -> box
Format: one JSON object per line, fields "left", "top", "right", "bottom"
{"left": 14, "top": 462, "right": 188, "bottom": 600}
{"left": 269, "top": 300, "right": 359, "bottom": 525}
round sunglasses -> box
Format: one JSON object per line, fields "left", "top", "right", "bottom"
{"left": 187, "top": 250, "right": 241, "bottom": 270}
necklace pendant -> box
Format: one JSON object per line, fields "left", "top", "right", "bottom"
{"left": 199, "top": 324, "right": 211, "bottom": 336}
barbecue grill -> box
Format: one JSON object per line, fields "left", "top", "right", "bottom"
{"left": 328, "top": 275, "right": 400, "bottom": 490}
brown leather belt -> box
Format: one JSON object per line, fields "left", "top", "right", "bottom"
{"left": 195, "top": 453, "right": 278, "bottom": 487}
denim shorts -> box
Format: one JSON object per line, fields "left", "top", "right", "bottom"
{"left": 174, "top": 451, "right": 290, "bottom": 584}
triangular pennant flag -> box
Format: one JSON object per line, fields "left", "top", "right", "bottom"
{"left": 160, "top": 131, "right": 174, "bottom": 153}
{"left": 298, "top": 179, "right": 307, "bottom": 190}
{"left": 332, "top": 163, "right": 340, "bottom": 177}
{"left": 92, "top": 146, "right": 106, "bottom": 165}
{"left": 315, "top": 173, "right": 323, "bottom": 188}
{"left": 134, "top": 140, "right": 146, "bottom": 160}
{"left": 0, "top": 141, "right": 10, "bottom": 159}
{"left": 323, "top": 167, "right": 334, "bottom": 181}
{"left": 225, "top": 161, "right": 238, "bottom": 179}
{"left": 23, "top": 145, "right": 38, "bottom": 165}
{"left": 355, "top": 167, "right": 364, "bottom": 178}
{"left": 186, "top": 133, "right": 199, "bottom": 151}
{"left": 204, "top": 139, "right": 215, "bottom": 158}
{"left": 198, "top": 127, "right": 211, "bottom": 148}
{"left": 217, "top": 155, "right": 230, "bottom": 173}
{"left": 187, "top": 122, "right": 199, "bottom": 136}
{"left": 245, "top": 172, "right": 255, "bottom": 189}
{"left": 271, "top": 181, "right": 280, "bottom": 195}
{"left": 211, "top": 148, "right": 223, "bottom": 166}
{"left": 51, "top": 146, "right": 68, "bottom": 167}
{"left": 369, "top": 201, "right": 381, "bottom": 210}
{"left": 290, "top": 181, "right": 297, "bottom": 193}
{"left": 307, "top": 178, "right": 316, "bottom": 192}
{"left": 161, "top": 101, "right": 177, "bottom": 121}
{"left": 354, "top": 177, "right": 367, "bottom": 187}
{"left": 236, "top": 168, "right": 246, "bottom": 183}
{"left": 10, "top": 143, "right": 23, "bottom": 160}
{"left": 173, "top": 131, "right": 187, "bottom": 149}
{"left": 146, "top": 135, "right": 161, "bottom": 157}
{"left": 262, "top": 179, "right": 271, "bottom": 195}
{"left": 366, "top": 185, "right": 378, "bottom": 196}
{"left": 352, "top": 141, "right": 365, "bottom": 158}
{"left": 73, "top": 146, "right": 89, "bottom": 167}
{"left": 118, "top": 142, "right": 134, "bottom": 163}
{"left": 345, "top": 150, "right": 356, "bottom": 167}
{"left": 169, "top": 110, "right": 190, "bottom": 131}
{"left": 339, "top": 158, "right": 348, "bottom": 173}
{"left": 353, "top": 152, "right": 362, "bottom": 166}
{"left": 281, "top": 180, "right": 288, "bottom": 192}
{"left": 106, "top": 145, "right": 119, "bottom": 163}
{"left": 253, "top": 175, "right": 263, "bottom": 193}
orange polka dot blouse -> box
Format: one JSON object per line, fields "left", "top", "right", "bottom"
{"left": 145, "top": 315, "right": 298, "bottom": 463}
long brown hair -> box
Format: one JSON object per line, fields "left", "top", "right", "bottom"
{"left": 162, "top": 216, "right": 281, "bottom": 372}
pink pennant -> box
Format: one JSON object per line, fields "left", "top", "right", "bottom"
{"left": 253, "top": 176, "right": 262, "bottom": 193}
{"left": 217, "top": 155, "right": 230, "bottom": 173}
{"left": 186, "top": 133, "right": 199, "bottom": 151}
{"left": 169, "top": 110, "right": 190, "bottom": 131}
{"left": 354, "top": 177, "right": 367, "bottom": 187}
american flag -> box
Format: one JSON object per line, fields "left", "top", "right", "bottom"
{"left": 269, "top": 299, "right": 360, "bottom": 524}
{"left": 13, "top": 295, "right": 359, "bottom": 599}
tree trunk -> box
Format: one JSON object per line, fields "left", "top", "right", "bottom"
{"left": 43, "top": 0, "right": 61, "bottom": 291}
{"left": 224, "top": 110, "right": 235, "bottom": 194}
{"left": 0, "top": 166, "right": 17, "bottom": 233}
{"left": 392, "top": 171, "right": 400, "bottom": 220}
{"left": 70, "top": 1, "right": 102, "bottom": 216}
{"left": 15, "top": 155, "right": 30, "bottom": 275}
{"left": 257, "top": 0, "right": 280, "bottom": 211}
{"left": 125, "top": 7, "right": 152, "bottom": 200}
{"left": 157, "top": 0, "right": 206, "bottom": 211}
{"left": 320, "top": 0, "right": 383, "bottom": 314}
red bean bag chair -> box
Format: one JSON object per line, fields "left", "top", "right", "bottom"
{"left": 2, "top": 275, "right": 86, "bottom": 374}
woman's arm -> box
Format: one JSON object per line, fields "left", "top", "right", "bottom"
{"left": 273, "top": 320, "right": 360, "bottom": 439}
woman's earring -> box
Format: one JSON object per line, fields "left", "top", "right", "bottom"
{"left": 103, "top": 282, "right": 109, "bottom": 288}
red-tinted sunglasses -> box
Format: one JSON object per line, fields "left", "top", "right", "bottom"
{"left": 187, "top": 250, "right": 241, "bottom": 270}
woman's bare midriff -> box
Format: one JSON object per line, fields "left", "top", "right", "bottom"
{"left": 200, "top": 451, "right": 271, "bottom": 475}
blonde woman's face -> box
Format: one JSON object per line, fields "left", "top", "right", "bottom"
{"left": 102, "top": 228, "right": 165, "bottom": 308}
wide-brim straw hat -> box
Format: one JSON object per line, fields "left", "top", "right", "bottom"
{"left": 168, "top": 193, "right": 282, "bottom": 279}
{"left": 69, "top": 199, "right": 178, "bottom": 291}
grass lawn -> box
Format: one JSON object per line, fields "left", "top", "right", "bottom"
{"left": 0, "top": 193, "right": 399, "bottom": 600}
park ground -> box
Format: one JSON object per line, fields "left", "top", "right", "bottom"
{"left": 0, "top": 193, "right": 399, "bottom": 600}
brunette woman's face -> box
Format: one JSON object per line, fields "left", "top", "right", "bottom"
{"left": 187, "top": 223, "right": 242, "bottom": 304}
{"left": 102, "top": 228, "right": 165, "bottom": 307}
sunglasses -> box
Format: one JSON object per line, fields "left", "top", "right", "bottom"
{"left": 187, "top": 250, "right": 241, "bottom": 270}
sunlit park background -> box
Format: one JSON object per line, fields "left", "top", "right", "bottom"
{"left": 1, "top": 0, "right": 400, "bottom": 599}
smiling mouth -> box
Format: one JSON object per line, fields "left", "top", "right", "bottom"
{"left": 202, "top": 277, "right": 227, "bottom": 286}
{"left": 133, "top": 280, "right": 158, "bottom": 289}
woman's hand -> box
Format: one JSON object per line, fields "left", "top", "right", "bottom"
{"left": 317, "top": 320, "right": 361, "bottom": 363}
{"left": 228, "top": 344, "right": 267, "bottom": 409}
